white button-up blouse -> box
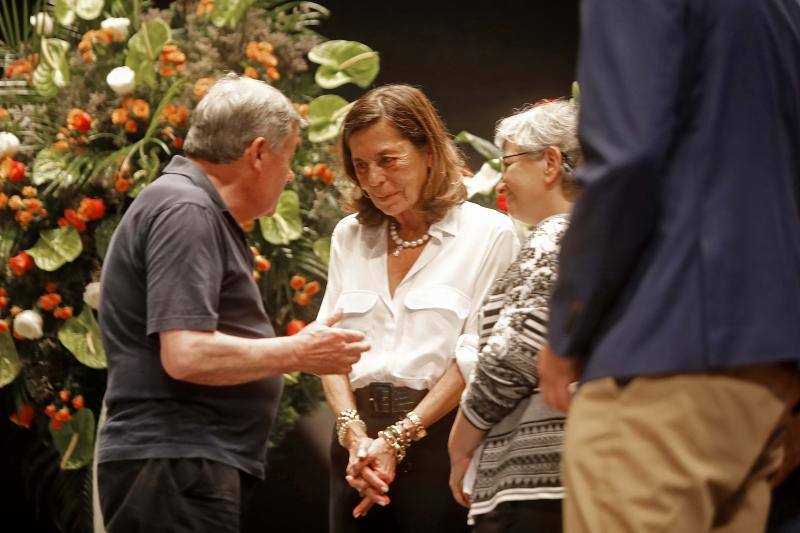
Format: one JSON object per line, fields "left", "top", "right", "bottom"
{"left": 318, "top": 202, "right": 519, "bottom": 391}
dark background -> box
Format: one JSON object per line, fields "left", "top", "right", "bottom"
{"left": 0, "top": 1, "right": 579, "bottom": 531}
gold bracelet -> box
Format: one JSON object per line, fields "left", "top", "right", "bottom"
{"left": 378, "top": 425, "right": 407, "bottom": 462}
{"left": 405, "top": 410, "right": 427, "bottom": 441}
{"left": 335, "top": 409, "right": 366, "bottom": 447}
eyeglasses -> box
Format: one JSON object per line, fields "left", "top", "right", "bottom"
{"left": 499, "top": 151, "right": 539, "bottom": 172}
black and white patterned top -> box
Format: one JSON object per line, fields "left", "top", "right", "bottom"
{"left": 461, "top": 213, "right": 569, "bottom": 520}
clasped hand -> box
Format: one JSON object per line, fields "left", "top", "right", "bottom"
{"left": 344, "top": 435, "right": 397, "bottom": 518}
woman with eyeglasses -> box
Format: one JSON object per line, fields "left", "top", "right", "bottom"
{"left": 447, "top": 99, "right": 580, "bottom": 533}
{"left": 318, "top": 84, "right": 519, "bottom": 533}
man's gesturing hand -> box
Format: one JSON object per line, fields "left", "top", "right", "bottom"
{"left": 292, "top": 309, "right": 370, "bottom": 375}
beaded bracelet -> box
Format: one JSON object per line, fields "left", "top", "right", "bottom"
{"left": 378, "top": 424, "right": 407, "bottom": 462}
{"left": 335, "top": 408, "right": 366, "bottom": 447}
{"left": 405, "top": 411, "right": 427, "bottom": 441}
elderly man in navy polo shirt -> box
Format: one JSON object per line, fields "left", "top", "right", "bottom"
{"left": 96, "top": 73, "right": 370, "bottom": 532}
{"left": 539, "top": 1, "right": 800, "bottom": 532}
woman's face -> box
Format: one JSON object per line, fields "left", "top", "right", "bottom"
{"left": 348, "top": 120, "right": 430, "bottom": 218}
{"left": 496, "top": 141, "right": 548, "bottom": 225}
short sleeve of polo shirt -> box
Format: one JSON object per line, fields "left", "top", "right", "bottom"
{"left": 145, "top": 202, "right": 224, "bottom": 336}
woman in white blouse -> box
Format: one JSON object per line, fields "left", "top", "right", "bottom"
{"left": 319, "top": 84, "right": 518, "bottom": 533}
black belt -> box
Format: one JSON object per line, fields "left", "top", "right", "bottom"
{"left": 354, "top": 382, "right": 427, "bottom": 417}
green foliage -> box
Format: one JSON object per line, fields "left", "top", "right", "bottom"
{"left": 33, "top": 39, "right": 71, "bottom": 98}
{"left": 57, "top": 305, "right": 106, "bottom": 369}
{"left": 307, "top": 94, "right": 350, "bottom": 143}
{"left": 309, "top": 40, "right": 380, "bottom": 89}
{"left": 211, "top": 0, "right": 258, "bottom": 28}
{"left": 50, "top": 408, "right": 96, "bottom": 470}
{"left": 0, "top": 331, "right": 23, "bottom": 388}
{"left": 26, "top": 226, "right": 83, "bottom": 271}
{"left": 125, "top": 19, "right": 172, "bottom": 87}
{"left": 259, "top": 190, "right": 303, "bottom": 245}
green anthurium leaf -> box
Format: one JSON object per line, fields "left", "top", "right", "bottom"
{"left": 571, "top": 80, "right": 581, "bottom": 105}
{"left": 0, "top": 225, "right": 19, "bottom": 265}
{"left": 453, "top": 131, "right": 501, "bottom": 161}
{"left": 309, "top": 40, "right": 379, "bottom": 89}
{"left": 55, "top": 0, "right": 76, "bottom": 25}
{"left": 25, "top": 226, "right": 83, "bottom": 272}
{"left": 50, "top": 408, "right": 96, "bottom": 470}
{"left": 307, "top": 95, "right": 350, "bottom": 143}
{"left": 33, "top": 39, "right": 71, "bottom": 98}
{"left": 0, "top": 332, "right": 22, "bottom": 389}
{"left": 126, "top": 19, "right": 170, "bottom": 87}
{"left": 95, "top": 215, "right": 121, "bottom": 260}
{"left": 58, "top": 305, "right": 106, "bottom": 369}
{"left": 312, "top": 236, "right": 331, "bottom": 266}
{"left": 210, "top": 0, "right": 257, "bottom": 29}
{"left": 75, "top": 0, "right": 104, "bottom": 20}
{"left": 32, "top": 147, "right": 68, "bottom": 185}
{"left": 259, "top": 190, "right": 303, "bottom": 245}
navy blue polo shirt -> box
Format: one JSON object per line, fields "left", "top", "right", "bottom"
{"left": 97, "top": 156, "right": 282, "bottom": 478}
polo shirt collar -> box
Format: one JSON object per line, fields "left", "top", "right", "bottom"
{"left": 161, "top": 155, "right": 230, "bottom": 212}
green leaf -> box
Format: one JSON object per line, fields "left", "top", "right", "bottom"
{"left": 210, "top": 0, "right": 257, "bottom": 29}
{"left": 58, "top": 305, "right": 106, "bottom": 369}
{"left": 32, "top": 147, "right": 70, "bottom": 185}
{"left": 50, "top": 408, "right": 96, "bottom": 470}
{"left": 259, "top": 190, "right": 303, "bottom": 245}
{"left": 33, "top": 39, "right": 71, "bottom": 98}
{"left": 0, "top": 225, "right": 19, "bottom": 265}
{"left": 308, "top": 40, "right": 380, "bottom": 89}
{"left": 126, "top": 19, "right": 171, "bottom": 87}
{"left": 0, "top": 331, "right": 22, "bottom": 389}
{"left": 94, "top": 215, "right": 120, "bottom": 260}
{"left": 75, "top": 0, "right": 104, "bottom": 20}
{"left": 453, "top": 130, "right": 501, "bottom": 161}
{"left": 571, "top": 80, "right": 581, "bottom": 105}
{"left": 54, "top": 0, "right": 76, "bottom": 25}
{"left": 25, "top": 226, "right": 83, "bottom": 272}
{"left": 307, "top": 95, "right": 350, "bottom": 143}
{"left": 312, "top": 236, "right": 331, "bottom": 266}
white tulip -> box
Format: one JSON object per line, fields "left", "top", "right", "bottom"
{"left": 0, "top": 132, "right": 20, "bottom": 159}
{"left": 29, "top": 12, "right": 53, "bottom": 36}
{"left": 83, "top": 282, "right": 101, "bottom": 310}
{"left": 101, "top": 17, "right": 130, "bottom": 40}
{"left": 106, "top": 66, "right": 135, "bottom": 96}
{"left": 13, "top": 310, "right": 44, "bottom": 340}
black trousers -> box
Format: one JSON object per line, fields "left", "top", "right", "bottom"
{"left": 98, "top": 458, "right": 255, "bottom": 533}
{"left": 329, "top": 409, "right": 468, "bottom": 533}
{"left": 471, "top": 500, "right": 562, "bottom": 533}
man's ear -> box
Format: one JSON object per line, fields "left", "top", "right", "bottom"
{"left": 246, "top": 137, "right": 268, "bottom": 167}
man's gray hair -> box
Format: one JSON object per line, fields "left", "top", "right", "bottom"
{"left": 184, "top": 73, "right": 304, "bottom": 163}
{"left": 494, "top": 100, "right": 581, "bottom": 168}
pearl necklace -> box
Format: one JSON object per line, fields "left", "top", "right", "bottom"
{"left": 389, "top": 221, "right": 430, "bottom": 257}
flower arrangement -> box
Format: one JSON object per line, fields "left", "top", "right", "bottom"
{"left": 0, "top": 0, "right": 381, "bottom": 528}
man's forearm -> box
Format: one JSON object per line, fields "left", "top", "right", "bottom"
{"left": 160, "top": 329, "right": 300, "bottom": 386}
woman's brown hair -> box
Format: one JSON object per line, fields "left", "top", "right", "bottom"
{"left": 339, "top": 84, "right": 467, "bottom": 226}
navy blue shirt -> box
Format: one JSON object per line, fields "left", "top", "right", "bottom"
{"left": 549, "top": 0, "right": 800, "bottom": 380}
{"left": 98, "top": 156, "right": 282, "bottom": 478}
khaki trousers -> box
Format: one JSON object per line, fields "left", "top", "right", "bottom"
{"left": 563, "top": 363, "right": 800, "bottom": 533}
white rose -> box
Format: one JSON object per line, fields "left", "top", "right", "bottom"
{"left": 83, "top": 282, "right": 101, "bottom": 310}
{"left": 0, "top": 132, "right": 20, "bottom": 159}
{"left": 106, "top": 66, "right": 135, "bottom": 96}
{"left": 29, "top": 12, "right": 53, "bottom": 36}
{"left": 13, "top": 310, "right": 43, "bottom": 340}
{"left": 101, "top": 17, "right": 130, "bottom": 40}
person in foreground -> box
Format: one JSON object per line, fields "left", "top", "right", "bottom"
{"left": 447, "top": 99, "right": 579, "bottom": 532}
{"left": 319, "top": 84, "right": 518, "bottom": 532}
{"left": 539, "top": 1, "right": 800, "bottom": 532}
{"left": 96, "top": 73, "right": 369, "bottom": 533}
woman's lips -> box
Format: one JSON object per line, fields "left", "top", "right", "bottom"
{"left": 374, "top": 192, "right": 397, "bottom": 201}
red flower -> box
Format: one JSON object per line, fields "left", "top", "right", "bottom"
{"left": 10, "top": 404, "right": 35, "bottom": 429}
{"left": 67, "top": 108, "right": 92, "bottom": 133}
{"left": 286, "top": 319, "right": 306, "bottom": 336}
{"left": 78, "top": 197, "right": 105, "bottom": 221}
{"left": 495, "top": 193, "right": 508, "bottom": 212}
{"left": 64, "top": 209, "right": 87, "bottom": 232}
{"left": 7, "top": 161, "right": 25, "bottom": 181}
{"left": 8, "top": 251, "right": 34, "bottom": 276}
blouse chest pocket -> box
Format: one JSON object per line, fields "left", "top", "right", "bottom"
{"left": 403, "top": 286, "right": 472, "bottom": 337}
{"left": 335, "top": 290, "right": 381, "bottom": 337}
